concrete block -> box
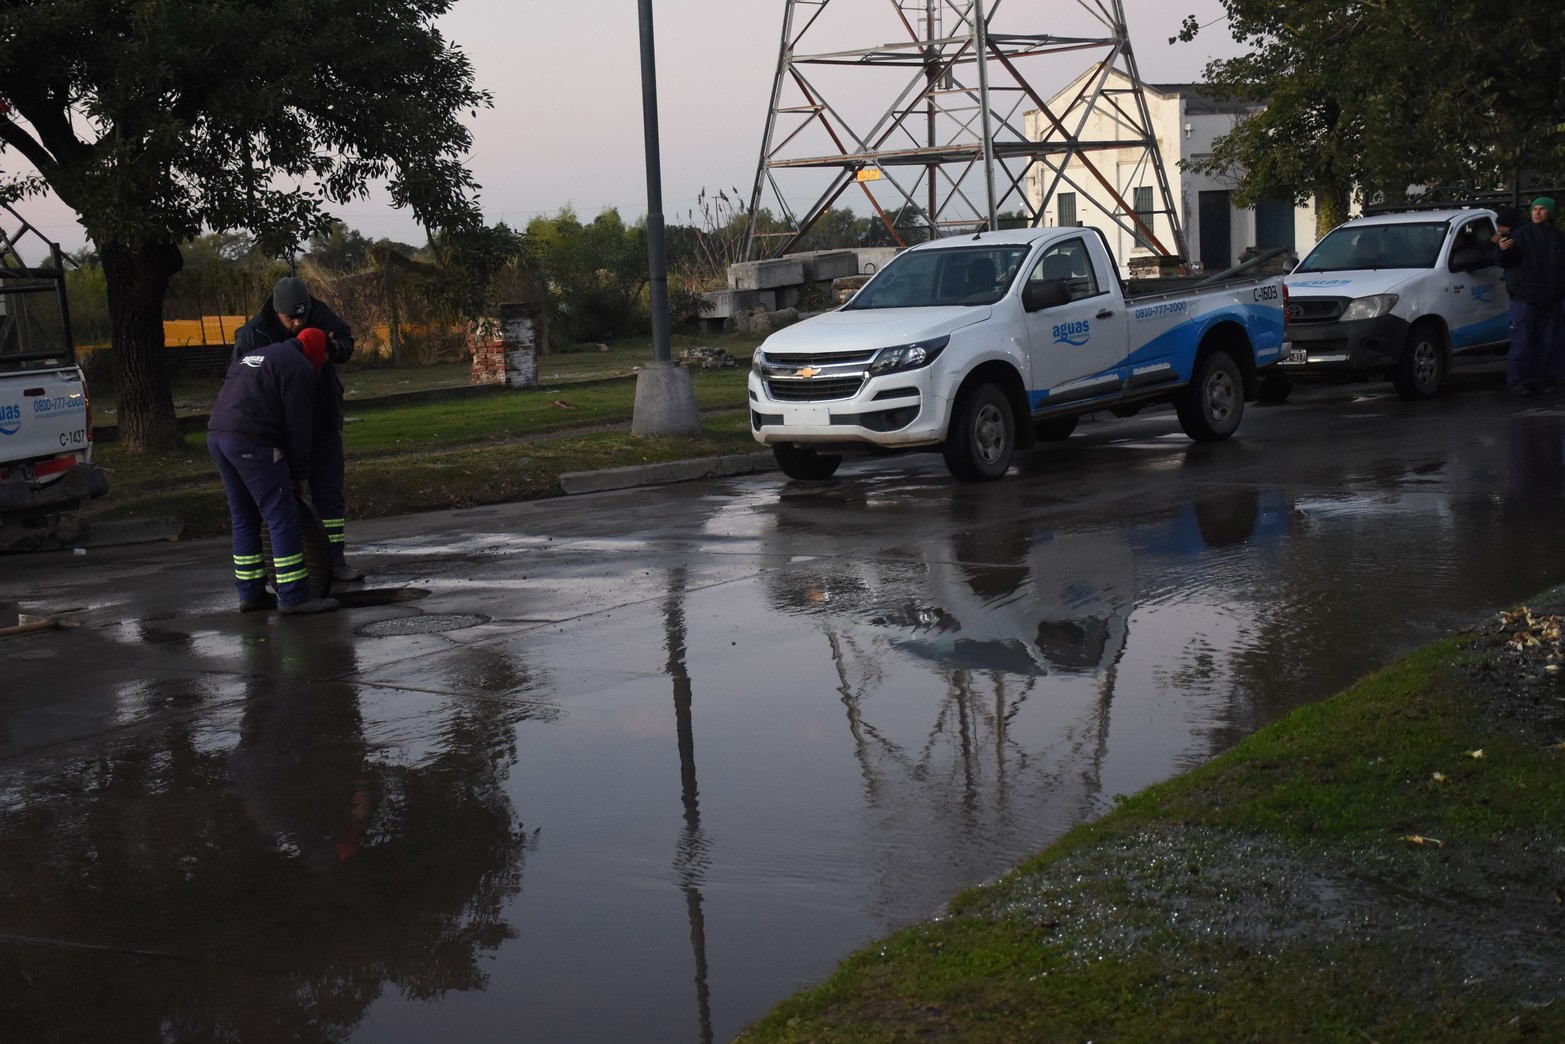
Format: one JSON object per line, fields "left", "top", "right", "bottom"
{"left": 730, "top": 258, "right": 806, "bottom": 291}
{"left": 794, "top": 250, "right": 859, "bottom": 282}
{"left": 700, "top": 289, "right": 769, "bottom": 319}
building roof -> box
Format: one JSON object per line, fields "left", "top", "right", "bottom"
{"left": 1147, "top": 83, "right": 1258, "bottom": 116}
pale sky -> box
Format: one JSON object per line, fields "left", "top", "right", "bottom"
{"left": 15, "top": 0, "right": 1240, "bottom": 254}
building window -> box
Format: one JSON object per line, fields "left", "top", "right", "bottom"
{"left": 1133, "top": 186, "right": 1154, "bottom": 248}
{"left": 1058, "top": 192, "right": 1077, "bottom": 228}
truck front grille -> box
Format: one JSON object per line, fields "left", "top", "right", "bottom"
{"left": 1286, "top": 298, "right": 1345, "bottom": 324}
{"left": 764, "top": 376, "right": 866, "bottom": 402}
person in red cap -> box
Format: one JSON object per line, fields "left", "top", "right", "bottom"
{"left": 208, "top": 328, "right": 339, "bottom": 615}
{"left": 234, "top": 276, "right": 362, "bottom": 580}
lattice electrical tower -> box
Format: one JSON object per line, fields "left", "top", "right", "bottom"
{"left": 745, "top": 0, "right": 1186, "bottom": 262}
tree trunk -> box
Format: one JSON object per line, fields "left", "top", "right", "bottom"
{"left": 102, "top": 239, "right": 184, "bottom": 453}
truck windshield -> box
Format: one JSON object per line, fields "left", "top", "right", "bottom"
{"left": 1294, "top": 221, "right": 1448, "bottom": 273}
{"left": 845, "top": 245, "right": 1031, "bottom": 309}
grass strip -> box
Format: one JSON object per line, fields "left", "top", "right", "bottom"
{"left": 737, "top": 634, "right": 1565, "bottom": 1042}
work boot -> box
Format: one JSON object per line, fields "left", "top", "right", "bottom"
{"left": 279, "top": 597, "right": 340, "bottom": 616}
{"left": 331, "top": 561, "right": 365, "bottom": 582}
{"left": 239, "top": 592, "right": 278, "bottom": 613}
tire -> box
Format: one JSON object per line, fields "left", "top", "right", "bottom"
{"left": 260, "top": 492, "right": 335, "bottom": 600}
{"left": 943, "top": 381, "right": 1015, "bottom": 482}
{"left": 1392, "top": 323, "right": 1445, "bottom": 400}
{"left": 1175, "top": 351, "right": 1244, "bottom": 442}
{"left": 1257, "top": 373, "right": 1293, "bottom": 404}
{"left": 1034, "top": 415, "right": 1079, "bottom": 441}
{"left": 773, "top": 443, "right": 842, "bottom": 481}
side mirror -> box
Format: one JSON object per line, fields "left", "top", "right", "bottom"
{"left": 1449, "top": 246, "right": 1487, "bottom": 272}
{"left": 1023, "top": 280, "right": 1071, "bottom": 312}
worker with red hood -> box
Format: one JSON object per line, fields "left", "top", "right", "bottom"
{"left": 208, "top": 328, "right": 338, "bottom": 615}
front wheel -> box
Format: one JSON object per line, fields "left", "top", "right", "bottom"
{"left": 1175, "top": 351, "right": 1244, "bottom": 442}
{"left": 943, "top": 381, "right": 1015, "bottom": 482}
{"left": 773, "top": 443, "right": 842, "bottom": 481}
{"left": 1392, "top": 323, "right": 1445, "bottom": 400}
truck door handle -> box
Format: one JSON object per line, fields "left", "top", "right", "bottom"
{"left": 1451, "top": 284, "right": 1464, "bottom": 291}
{"left": 1096, "top": 309, "right": 1115, "bottom": 319}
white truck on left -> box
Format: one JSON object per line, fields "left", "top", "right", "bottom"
{"left": 0, "top": 204, "right": 110, "bottom": 552}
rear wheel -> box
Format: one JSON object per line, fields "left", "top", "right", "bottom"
{"left": 1392, "top": 323, "right": 1445, "bottom": 400}
{"left": 1175, "top": 351, "right": 1244, "bottom": 442}
{"left": 772, "top": 443, "right": 842, "bottom": 481}
{"left": 1257, "top": 373, "right": 1293, "bottom": 404}
{"left": 943, "top": 381, "right": 1015, "bottom": 481}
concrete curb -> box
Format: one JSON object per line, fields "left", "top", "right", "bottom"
{"left": 560, "top": 451, "right": 777, "bottom": 495}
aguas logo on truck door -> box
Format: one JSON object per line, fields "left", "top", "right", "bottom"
{"left": 0, "top": 402, "right": 21, "bottom": 437}
{"left": 1052, "top": 319, "right": 1091, "bottom": 346}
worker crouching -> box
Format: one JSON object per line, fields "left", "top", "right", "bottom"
{"left": 208, "top": 327, "right": 339, "bottom": 615}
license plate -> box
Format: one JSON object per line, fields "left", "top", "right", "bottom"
{"left": 789, "top": 406, "right": 830, "bottom": 426}
{"left": 1285, "top": 348, "right": 1308, "bottom": 365}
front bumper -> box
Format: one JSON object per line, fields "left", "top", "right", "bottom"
{"left": 1277, "top": 315, "right": 1410, "bottom": 374}
{"left": 747, "top": 369, "right": 950, "bottom": 450}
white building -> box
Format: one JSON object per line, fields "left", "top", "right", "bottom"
{"left": 1026, "top": 70, "right": 1317, "bottom": 276}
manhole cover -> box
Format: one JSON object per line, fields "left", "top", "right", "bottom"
{"left": 358, "top": 613, "right": 490, "bottom": 637}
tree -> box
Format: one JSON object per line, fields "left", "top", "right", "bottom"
{"left": 525, "top": 208, "right": 650, "bottom": 344}
{"left": 0, "top": 0, "right": 490, "bottom": 451}
{"left": 1180, "top": 1, "right": 1565, "bottom": 236}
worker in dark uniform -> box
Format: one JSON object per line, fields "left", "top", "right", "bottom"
{"left": 209, "top": 327, "right": 339, "bottom": 615}
{"left": 234, "top": 277, "right": 362, "bottom": 581}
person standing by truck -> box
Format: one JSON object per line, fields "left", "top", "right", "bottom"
{"left": 1494, "top": 197, "right": 1565, "bottom": 396}
{"left": 235, "top": 277, "right": 363, "bottom": 580}
{"left": 209, "top": 328, "right": 339, "bottom": 615}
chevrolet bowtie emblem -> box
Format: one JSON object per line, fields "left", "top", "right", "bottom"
{"left": 795, "top": 366, "right": 821, "bottom": 378}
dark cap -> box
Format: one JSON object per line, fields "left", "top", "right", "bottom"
{"left": 1496, "top": 205, "right": 1522, "bottom": 228}
{"left": 272, "top": 277, "right": 310, "bottom": 319}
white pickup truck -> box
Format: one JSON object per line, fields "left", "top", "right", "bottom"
{"left": 0, "top": 206, "right": 110, "bottom": 551}
{"left": 748, "top": 226, "right": 1288, "bottom": 481}
{"left": 1276, "top": 207, "right": 1508, "bottom": 400}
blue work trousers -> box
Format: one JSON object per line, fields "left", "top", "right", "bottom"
{"left": 310, "top": 425, "right": 348, "bottom": 566}
{"left": 1507, "top": 300, "right": 1565, "bottom": 389}
{"left": 209, "top": 435, "right": 313, "bottom": 607}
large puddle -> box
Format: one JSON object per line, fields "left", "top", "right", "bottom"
{"left": 2, "top": 396, "right": 1563, "bottom": 1041}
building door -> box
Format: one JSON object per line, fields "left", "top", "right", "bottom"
{"left": 1256, "top": 196, "right": 1296, "bottom": 252}
{"left": 1199, "top": 191, "right": 1232, "bottom": 271}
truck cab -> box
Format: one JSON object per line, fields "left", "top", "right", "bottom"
{"left": 0, "top": 204, "right": 110, "bottom": 551}
{"left": 1279, "top": 208, "right": 1508, "bottom": 400}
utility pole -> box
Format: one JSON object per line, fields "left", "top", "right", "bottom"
{"left": 631, "top": 0, "right": 701, "bottom": 437}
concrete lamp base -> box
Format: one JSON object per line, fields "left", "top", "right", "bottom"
{"left": 630, "top": 360, "right": 703, "bottom": 436}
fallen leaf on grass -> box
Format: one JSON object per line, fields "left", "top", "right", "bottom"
{"left": 551, "top": 400, "right": 576, "bottom": 410}
{"left": 1465, "top": 749, "right": 1485, "bottom": 759}
{"left": 1432, "top": 771, "right": 1450, "bottom": 783}
{"left": 1400, "top": 834, "right": 1446, "bottom": 848}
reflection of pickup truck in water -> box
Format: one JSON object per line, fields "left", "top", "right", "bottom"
{"left": 748, "top": 226, "right": 1288, "bottom": 482}
{"left": 0, "top": 205, "right": 110, "bottom": 551}
{"left": 1277, "top": 208, "right": 1509, "bottom": 400}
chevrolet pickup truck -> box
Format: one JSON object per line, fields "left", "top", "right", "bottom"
{"left": 1276, "top": 207, "right": 1508, "bottom": 400}
{"left": 0, "top": 205, "right": 109, "bottom": 552}
{"left": 747, "top": 226, "right": 1288, "bottom": 481}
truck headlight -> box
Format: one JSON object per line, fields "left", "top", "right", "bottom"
{"left": 868, "top": 335, "right": 950, "bottom": 375}
{"left": 1340, "top": 294, "right": 1399, "bottom": 321}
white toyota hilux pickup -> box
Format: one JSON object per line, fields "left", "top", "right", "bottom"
{"left": 748, "top": 226, "right": 1289, "bottom": 482}
{"left": 1277, "top": 207, "right": 1508, "bottom": 400}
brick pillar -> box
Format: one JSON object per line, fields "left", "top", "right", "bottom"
{"left": 469, "top": 304, "right": 540, "bottom": 388}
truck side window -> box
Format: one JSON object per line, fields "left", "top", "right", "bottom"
{"left": 1027, "top": 239, "right": 1101, "bottom": 302}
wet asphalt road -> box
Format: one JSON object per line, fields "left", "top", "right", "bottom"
{"left": 4, "top": 363, "right": 1565, "bottom": 1042}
